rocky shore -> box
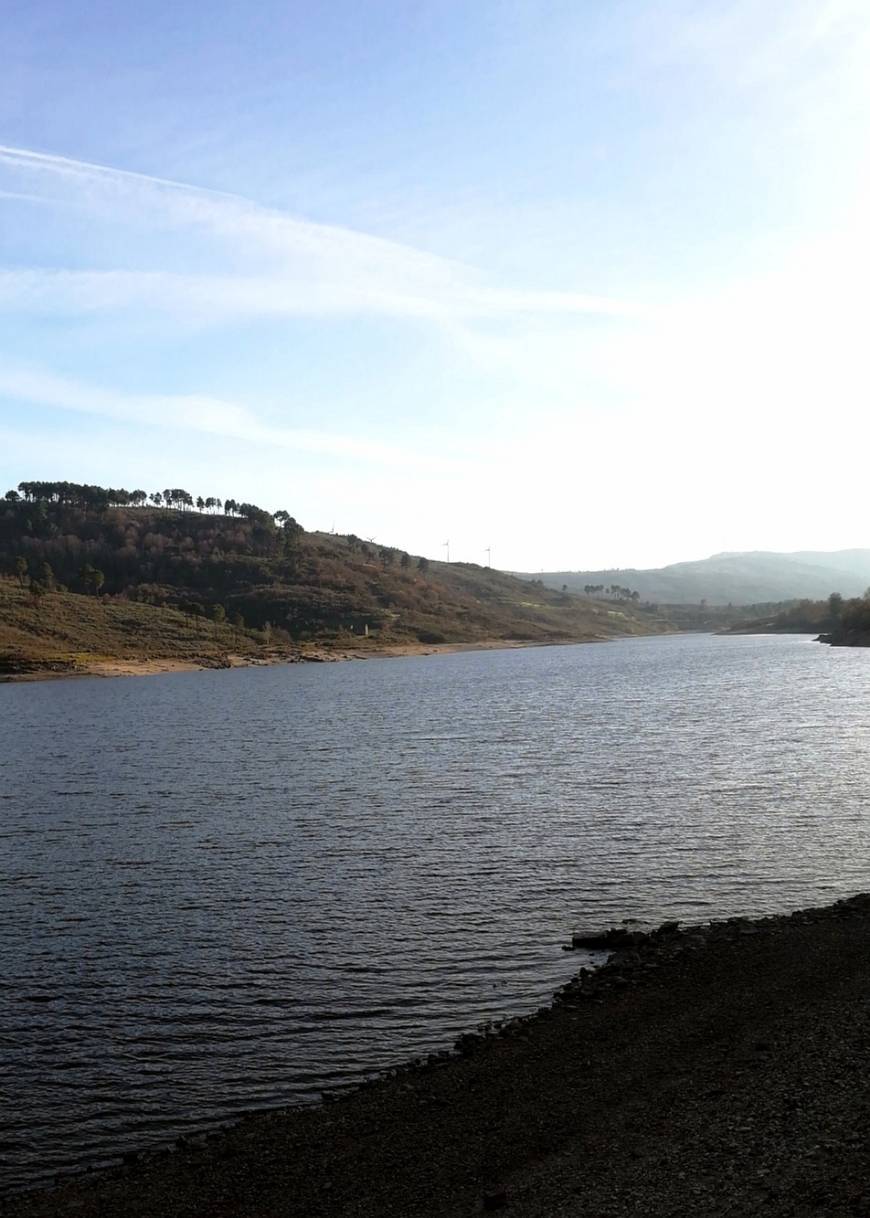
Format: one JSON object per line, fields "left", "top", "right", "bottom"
{"left": 7, "top": 895, "right": 870, "bottom": 1217}
{"left": 816, "top": 631, "right": 870, "bottom": 648}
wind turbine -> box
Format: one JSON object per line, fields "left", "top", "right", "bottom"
{"left": 484, "top": 546, "right": 491, "bottom": 568}
{"left": 443, "top": 540, "right": 450, "bottom": 563}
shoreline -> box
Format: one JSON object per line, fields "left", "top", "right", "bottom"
{"left": 0, "top": 635, "right": 611, "bottom": 684}
{"left": 7, "top": 891, "right": 870, "bottom": 1216}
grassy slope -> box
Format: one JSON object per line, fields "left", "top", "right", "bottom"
{"left": 0, "top": 500, "right": 679, "bottom": 674}
{"left": 347, "top": 551, "right": 673, "bottom": 644}
{"left": 203, "top": 528, "right": 674, "bottom": 644}
{"left": 0, "top": 581, "right": 262, "bottom": 676}
{"left": 0, "top": 555, "right": 673, "bottom": 676}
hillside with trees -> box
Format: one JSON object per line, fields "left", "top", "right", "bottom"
{"left": 0, "top": 480, "right": 677, "bottom": 677}
{"left": 826, "top": 595, "right": 870, "bottom": 645}
{"left": 730, "top": 591, "right": 870, "bottom": 646}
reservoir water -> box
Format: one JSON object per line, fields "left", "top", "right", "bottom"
{"left": 3, "top": 632, "right": 870, "bottom": 1192}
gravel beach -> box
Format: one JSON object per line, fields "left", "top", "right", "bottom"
{"left": 6, "top": 894, "right": 870, "bottom": 1218}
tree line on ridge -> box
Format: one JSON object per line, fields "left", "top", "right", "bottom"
{"left": 0, "top": 479, "right": 441, "bottom": 641}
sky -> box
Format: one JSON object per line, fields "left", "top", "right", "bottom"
{"left": 2, "top": 0, "right": 870, "bottom": 570}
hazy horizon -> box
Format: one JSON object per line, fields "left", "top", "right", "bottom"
{"left": 3, "top": 2, "right": 870, "bottom": 569}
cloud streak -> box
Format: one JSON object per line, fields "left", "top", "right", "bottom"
{"left": 0, "top": 143, "right": 644, "bottom": 326}
{"left": 0, "top": 364, "right": 463, "bottom": 472}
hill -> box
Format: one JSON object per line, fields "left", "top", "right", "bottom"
{"left": 0, "top": 481, "right": 674, "bottom": 676}
{"left": 517, "top": 549, "right": 870, "bottom": 606}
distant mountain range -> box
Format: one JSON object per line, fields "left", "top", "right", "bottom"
{"left": 517, "top": 550, "right": 870, "bottom": 606}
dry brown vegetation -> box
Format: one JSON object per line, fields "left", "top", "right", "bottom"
{"left": 0, "top": 581, "right": 262, "bottom": 678}
{"left": 0, "top": 491, "right": 676, "bottom": 676}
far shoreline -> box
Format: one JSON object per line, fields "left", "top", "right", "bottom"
{"left": 0, "top": 633, "right": 635, "bottom": 685}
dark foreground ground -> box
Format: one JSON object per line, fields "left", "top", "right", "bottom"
{"left": 7, "top": 896, "right": 870, "bottom": 1218}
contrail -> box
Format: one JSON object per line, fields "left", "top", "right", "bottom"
{"left": 0, "top": 142, "right": 646, "bottom": 321}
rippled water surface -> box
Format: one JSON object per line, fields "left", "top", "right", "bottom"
{"left": 3, "top": 633, "right": 870, "bottom": 1191}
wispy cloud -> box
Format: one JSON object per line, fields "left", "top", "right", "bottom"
{"left": 0, "top": 364, "right": 463, "bottom": 472}
{"left": 0, "top": 267, "right": 644, "bottom": 326}
{"left": 0, "top": 143, "right": 643, "bottom": 326}
{"left": 0, "top": 188, "right": 55, "bottom": 205}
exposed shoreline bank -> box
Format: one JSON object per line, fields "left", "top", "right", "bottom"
{"left": 7, "top": 891, "right": 870, "bottom": 1216}
{"left": 0, "top": 635, "right": 610, "bottom": 684}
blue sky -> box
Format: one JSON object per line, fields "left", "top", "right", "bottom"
{"left": 2, "top": 0, "right": 870, "bottom": 569}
